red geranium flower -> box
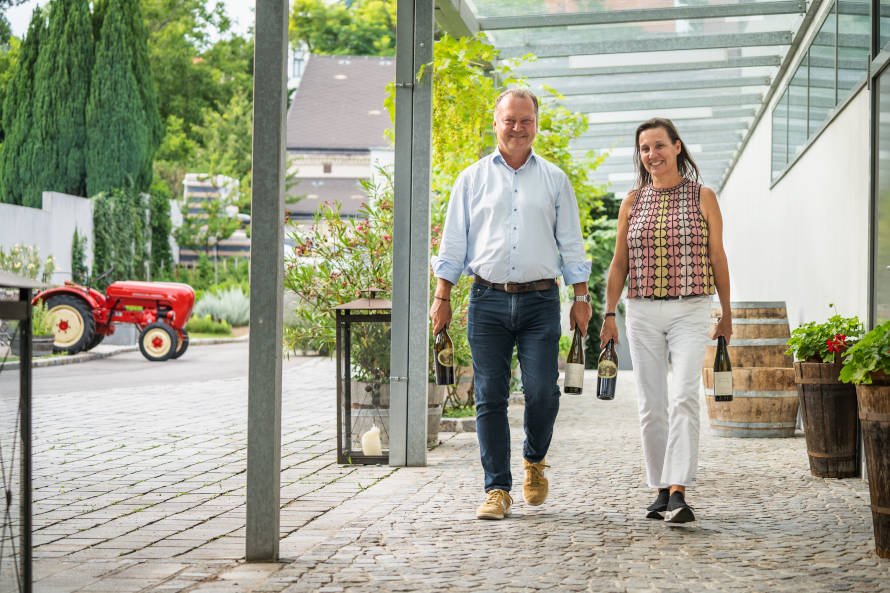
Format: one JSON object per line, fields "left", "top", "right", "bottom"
{"left": 826, "top": 333, "right": 848, "bottom": 353}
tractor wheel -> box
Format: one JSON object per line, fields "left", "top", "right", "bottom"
{"left": 87, "top": 332, "right": 105, "bottom": 351}
{"left": 139, "top": 322, "right": 179, "bottom": 362}
{"left": 45, "top": 294, "right": 96, "bottom": 354}
{"left": 170, "top": 329, "right": 189, "bottom": 360}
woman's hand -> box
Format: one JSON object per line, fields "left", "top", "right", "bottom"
{"left": 711, "top": 313, "right": 733, "bottom": 343}
{"left": 600, "top": 315, "right": 619, "bottom": 349}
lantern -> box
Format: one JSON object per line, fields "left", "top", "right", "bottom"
{"left": 334, "top": 289, "right": 391, "bottom": 464}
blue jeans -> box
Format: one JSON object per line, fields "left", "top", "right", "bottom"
{"left": 467, "top": 282, "right": 562, "bottom": 492}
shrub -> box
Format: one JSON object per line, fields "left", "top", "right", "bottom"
{"left": 186, "top": 314, "right": 232, "bottom": 335}
{"left": 32, "top": 300, "right": 54, "bottom": 336}
{"left": 193, "top": 285, "right": 249, "bottom": 326}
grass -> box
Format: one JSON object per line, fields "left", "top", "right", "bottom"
{"left": 443, "top": 405, "right": 475, "bottom": 419}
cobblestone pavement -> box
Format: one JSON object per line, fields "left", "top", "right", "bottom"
{"left": 26, "top": 353, "right": 890, "bottom": 592}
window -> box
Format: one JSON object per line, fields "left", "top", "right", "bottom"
{"left": 771, "top": 1, "right": 869, "bottom": 181}
{"left": 323, "top": 163, "right": 332, "bottom": 174}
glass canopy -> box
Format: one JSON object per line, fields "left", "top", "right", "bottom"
{"left": 437, "top": 0, "right": 812, "bottom": 191}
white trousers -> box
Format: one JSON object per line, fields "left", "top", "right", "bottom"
{"left": 625, "top": 296, "right": 711, "bottom": 489}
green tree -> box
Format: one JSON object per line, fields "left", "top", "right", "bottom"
{"left": 31, "top": 0, "right": 93, "bottom": 199}
{"left": 193, "top": 90, "right": 253, "bottom": 210}
{"left": 0, "top": 36, "right": 20, "bottom": 142}
{"left": 91, "top": 188, "right": 148, "bottom": 286}
{"left": 0, "top": 9, "right": 44, "bottom": 206}
{"left": 289, "top": 0, "right": 395, "bottom": 56}
{"left": 173, "top": 183, "right": 240, "bottom": 258}
{"left": 86, "top": 1, "right": 149, "bottom": 196}
{"left": 149, "top": 192, "right": 173, "bottom": 278}
{"left": 71, "top": 228, "right": 88, "bottom": 283}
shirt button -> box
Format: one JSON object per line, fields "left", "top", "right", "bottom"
{"left": 514, "top": 189, "right": 518, "bottom": 193}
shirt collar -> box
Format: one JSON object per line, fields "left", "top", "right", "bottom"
{"left": 492, "top": 148, "right": 537, "bottom": 171}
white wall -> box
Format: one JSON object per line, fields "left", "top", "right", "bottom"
{"left": 0, "top": 191, "right": 94, "bottom": 284}
{"left": 720, "top": 88, "right": 870, "bottom": 328}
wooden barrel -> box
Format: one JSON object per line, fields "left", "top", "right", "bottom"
{"left": 856, "top": 380, "right": 890, "bottom": 558}
{"left": 702, "top": 301, "right": 797, "bottom": 438}
{"left": 794, "top": 362, "right": 860, "bottom": 478}
{"left": 703, "top": 368, "right": 798, "bottom": 437}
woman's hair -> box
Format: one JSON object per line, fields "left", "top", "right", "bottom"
{"left": 633, "top": 118, "right": 701, "bottom": 189}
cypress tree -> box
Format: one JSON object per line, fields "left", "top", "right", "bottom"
{"left": 86, "top": 1, "right": 148, "bottom": 196}
{"left": 31, "top": 0, "right": 94, "bottom": 201}
{"left": 0, "top": 9, "right": 44, "bottom": 205}
{"left": 120, "top": 0, "right": 162, "bottom": 190}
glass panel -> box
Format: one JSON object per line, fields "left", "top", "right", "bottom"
{"left": 788, "top": 57, "right": 808, "bottom": 158}
{"left": 837, "top": 0, "right": 870, "bottom": 99}
{"left": 882, "top": 0, "right": 890, "bottom": 51}
{"left": 772, "top": 89, "right": 789, "bottom": 178}
{"left": 347, "top": 319, "right": 391, "bottom": 456}
{"left": 874, "top": 68, "right": 890, "bottom": 322}
{"left": 809, "top": 7, "right": 835, "bottom": 134}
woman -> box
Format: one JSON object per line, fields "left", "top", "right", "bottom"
{"left": 600, "top": 118, "right": 732, "bottom": 524}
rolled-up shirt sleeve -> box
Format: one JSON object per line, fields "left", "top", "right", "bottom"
{"left": 554, "top": 173, "right": 591, "bottom": 286}
{"left": 431, "top": 172, "right": 469, "bottom": 285}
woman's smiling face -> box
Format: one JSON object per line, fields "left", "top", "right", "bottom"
{"left": 637, "top": 126, "right": 681, "bottom": 178}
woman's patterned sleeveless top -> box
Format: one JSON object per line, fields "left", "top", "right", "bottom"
{"left": 626, "top": 178, "right": 715, "bottom": 299}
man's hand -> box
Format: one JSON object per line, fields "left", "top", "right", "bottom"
{"left": 569, "top": 302, "right": 592, "bottom": 336}
{"left": 430, "top": 298, "right": 452, "bottom": 335}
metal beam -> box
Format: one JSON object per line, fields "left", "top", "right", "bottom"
{"left": 543, "top": 76, "right": 771, "bottom": 96}
{"left": 573, "top": 132, "right": 744, "bottom": 149}
{"left": 569, "top": 93, "right": 764, "bottom": 113}
{"left": 246, "top": 0, "right": 288, "bottom": 562}
{"left": 499, "top": 31, "right": 794, "bottom": 59}
{"left": 477, "top": 1, "right": 803, "bottom": 30}
{"left": 434, "top": 0, "right": 476, "bottom": 36}
{"left": 585, "top": 118, "right": 753, "bottom": 136}
{"left": 390, "top": 0, "right": 434, "bottom": 467}
{"left": 515, "top": 55, "right": 782, "bottom": 79}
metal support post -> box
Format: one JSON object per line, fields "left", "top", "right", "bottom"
{"left": 390, "top": 0, "right": 434, "bottom": 466}
{"left": 246, "top": 0, "right": 288, "bottom": 561}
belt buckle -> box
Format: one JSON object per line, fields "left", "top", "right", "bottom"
{"left": 504, "top": 283, "right": 520, "bottom": 293}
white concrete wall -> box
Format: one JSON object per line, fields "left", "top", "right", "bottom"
{"left": 0, "top": 191, "right": 94, "bottom": 284}
{"left": 720, "top": 88, "right": 870, "bottom": 328}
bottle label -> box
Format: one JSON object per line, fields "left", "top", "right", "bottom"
{"left": 437, "top": 347, "right": 453, "bottom": 368}
{"left": 597, "top": 360, "right": 617, "bottom": 379}
{"left": 564, "top": 363, "right": 584, "bottom": 388}
{"left": 714, "top": 371, "right": 733, "bottom": 396}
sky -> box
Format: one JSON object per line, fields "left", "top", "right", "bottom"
{"left": 6, "top": 0, "right": 257, "bottom": 38}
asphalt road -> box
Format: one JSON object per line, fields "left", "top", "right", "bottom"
{"left": 23, "top": 340, "right": 306, "bottom": 395}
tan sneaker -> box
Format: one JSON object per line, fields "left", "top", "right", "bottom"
{"left": 476, "top": 489, "right": 512, "bottom": 520}
{"left": 523, "top": 458, "right": 550, "bottom": 506}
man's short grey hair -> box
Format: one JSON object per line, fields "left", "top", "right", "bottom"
{"left": 494, "top": 88, "right": 539, "bottom": 119}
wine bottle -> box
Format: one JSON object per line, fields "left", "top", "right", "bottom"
{"left": 596, "top": 338, "right": 618, "bottom": 400}
{"left": 564, "top": 326, "right": 584, "bottom": 394}
{"left": 434, "top": 326, "right": 455, "bottom": 385}
{"left": 713, "top": 335, "right": 733, "bottom": 402}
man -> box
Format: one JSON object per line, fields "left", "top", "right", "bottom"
{"left": 430, "top": 88, "right": 592, "bottom": 520}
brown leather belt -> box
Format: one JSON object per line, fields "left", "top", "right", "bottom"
{"left": 474, "top": 275, "right": 556, "bottom": 293}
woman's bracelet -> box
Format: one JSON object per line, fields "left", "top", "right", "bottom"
{"left": 434, "top": 295, "right": 450, "bottom": 302}
{"left": 604, "top": 312, "right": 616, "bottom": 318}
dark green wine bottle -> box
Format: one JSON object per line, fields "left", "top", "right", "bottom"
{"left": 596, "top": 338, "right": 618, "bottom": 400}
{"left": 564, "top": 326, "right": 584, "bottom": 394}
{"left": 713, "top": 335, "right": 733, "bottom": 402}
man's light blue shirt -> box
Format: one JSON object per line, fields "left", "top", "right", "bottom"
{"left": 432, "top": 149, "right": 591, "bottom": 286}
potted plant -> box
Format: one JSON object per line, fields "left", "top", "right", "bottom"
{"left": 839, "top": 320, "right": 890, "bottom": 559}
{"left": 786, "top": 310, "right": 864, "bottom": 478}
{"left": 11, "top": 300, "right": 56, "bottom": 357}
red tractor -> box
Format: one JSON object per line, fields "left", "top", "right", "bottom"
{"left": 34, "top": 280, "right": 196, "bottom": 362}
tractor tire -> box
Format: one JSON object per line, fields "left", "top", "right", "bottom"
{"left": 87, "top": 333, "right": 105, "bottom": 351}
{"left": 45, "top": 294, "right": 96, "bottom": 354}
{"left": 170, "top": 329, "right": 189, "bottom": 360}
{"left": 139, "top": 322, "right": 179, "bottom": 362}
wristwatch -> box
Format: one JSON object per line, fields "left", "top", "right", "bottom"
{"left": 573, "top": 294, "right": 591, "bottom": 303}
